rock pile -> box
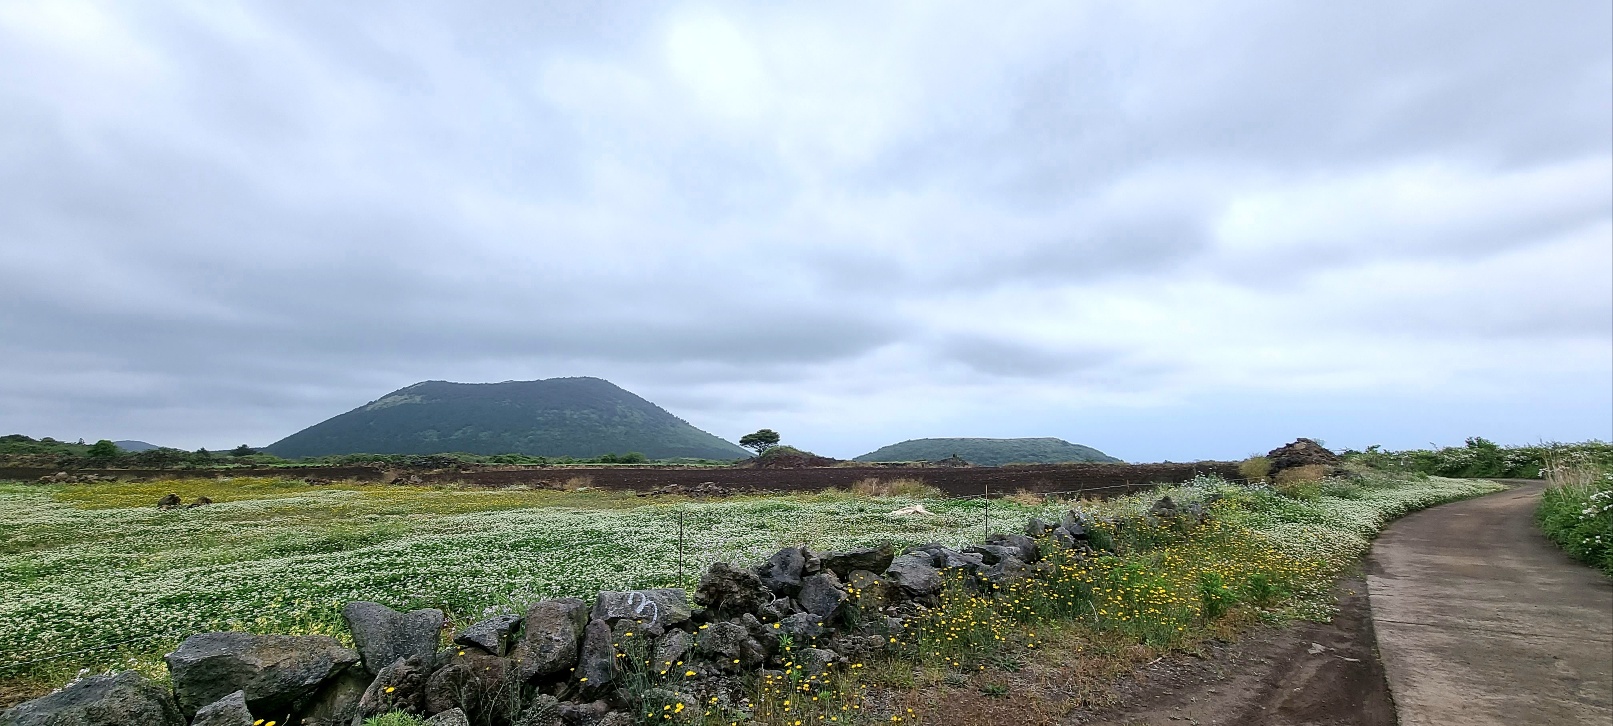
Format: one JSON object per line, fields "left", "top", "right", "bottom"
{"left": 2, "top": 496, "right": 1203, "bottom": 726}
{"left": 639, "top": 482, "right": 759, "bottom": 498}
{"left": 1265, "top": 438, "right": 1344, "bottom": 477}
{"left": 35, "top": 472, "right": 120, "bottom": 484}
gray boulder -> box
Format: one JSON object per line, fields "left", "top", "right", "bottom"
{"left": 962, "top": 544, "right": 1020, "bottom": 565}
{"left": 820, "top": 543, "right": 894, "bottom": 578}
{"left": 165, "top": 632, "right": 359, "bottom": 718}
{"left": 884, "top": 553, "right": 942, "bottom": 598}
{"left": 797, "top": 572, "right": 849, "bottom": 620}
{"left": 1024, "top": 517, "right": 1051, "bottom": 537}
{"left": 986, "top": 533, "right": 1040, "bottom": 563}
{"left": 754, "top": 547, "right": 806, "bottom": 595}
{"left": 1059, "top": 511, "right": 1089, "bottom": 537}
{"left": 294, "top": 667, "right": 369, "bottom": 726}
{"left": 591, "top": 589, "right": 691, "bottom": 628}
{"left": 694, "top": 621, "right": 764, "bottom": 670}
{"left": 191, "top": 691, "right": 251, "bottom": 726}
{"left": 795, "top": 647, "right": 838, "bottom": 677}
{"left": 341, "top": 601, "right": 444, "bottom": 674}
{"left": 575, "top": 618, "right": 618, "bottom": 690}
{"left": 514, "top": 597, "right": 588, "bottom": 680}
{"left": 0, "top": 671, "right": 183, "bottom": 726}
{"left": 422, "top": 651, "right": 518, "bottom": 720}
{"left": 694, "top": 562, "right": 773, "bottom": 617}
{"left": 651, "top": 629, "right": 693, "bottom": 675}
{"left": 425, "top": 707, "right": 471, "bottom": 726}
{"left": 847, "top": 569, "right": 892, "bottom": 610}
{"left": 516, "top": 694, "right": 561, "bottom": 726}
{"left": 980, "top": 557, "right": 1028, "bottom": 587}
{"left": 778, "top": 612, "right": 826, "bottom": 641}
{"left": 355, "top": 656, "right": 430, "bottom": 719}
{"left": 454, "top": 613, "right": 522, "bottom": 656}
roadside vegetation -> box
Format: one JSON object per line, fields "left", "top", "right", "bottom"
{"left": 1535, "top": 453, "right": 1613, "bottom": 576}
{"left": 1338, "top": 437, "right": 1613, "bottom": 479}
{"left": 0, "top": 470, "right": 1504, "bottom": 722}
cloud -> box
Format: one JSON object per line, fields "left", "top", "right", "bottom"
{"left": 0, "top": 0, "right": 1607, "bottom": 457}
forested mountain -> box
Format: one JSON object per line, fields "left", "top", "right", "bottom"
{"left": 265, "top": 377, "right": 750, "bottom": 460}
{"left": 854, "top": 437, "right": 1122, "bottom": 466}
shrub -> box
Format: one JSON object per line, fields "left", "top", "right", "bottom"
{"left": 1537, "top": 465, "right": 1613, "bottom": 576}
{"left": 1273, "top": 465, "right": 1327, "bottom": 498}
{"left": 1238, "top": 456, "right": 1272, "bottom": 483}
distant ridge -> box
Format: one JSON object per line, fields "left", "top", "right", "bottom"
{"left": 112, "top": 440, "right": 160, "bottom": 452}
{"left": 854, "top": 437, "right": 1122, "bottom": 466}
{"left": 264, "top": 377, "right": 750, "bottom": 460}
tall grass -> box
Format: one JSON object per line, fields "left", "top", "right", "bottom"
{"left": 1536, "top": 456, "right": 1613, "bottom": 576}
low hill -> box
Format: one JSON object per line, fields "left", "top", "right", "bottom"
{"left": 113, "top": 440, "right": 160, "bottom": 452}
{"left": 265, "top": 377, "right": 751, "bottom": 461}
{"left": 854, "top": 437, "right": 1123, "bottom": 466}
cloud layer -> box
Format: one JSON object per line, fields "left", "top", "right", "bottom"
{"left": 2, "top": 0, "right": 1609, "bottom": 460}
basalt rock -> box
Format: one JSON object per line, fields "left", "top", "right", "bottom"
{"left": 986, "top": 533, "right": 1040, "bottom": 563}
{"left": 884, "top": 553, "right": 942, "bottom": 598}
{"left": 157, "top": 493, "right": 182, "bottom": 509}
{"left": 297, "top": 667, "right": 370, "bottom": 726}
{"left": 694, "top": 562, "right": 773, "bottom": 618}
{"left": 356, "top": 656, "right": 430, "bottom": 719}
{"left": 820, "top": 543, "right": 894, "bottom": 578}
{"left": 575, "top": 619, "right": 618, "bottom": 691}
{"left": 191, "top": 691, "right": 252, "bottom": 726}
{"left": 754, "top": 547, "right": 806, "bottom": 595}
{"left": 797, "top": 572, "right": 849, "bottom": 620}
{"left": 592, "top": 589, "right": 691, "bottom": 628}
{"left": 455, "top": 614, "right": 522, "bottom": 656}
{"left": 1266, "top": 438, "right": 1342, "bottom": 475}
{"left": 514, "top": 598, "right": 588, "bottom": 680}
{"left": 165, "top": 632, "right": 360, "bottom": 718}
{"left": 342, "top": 601, "right": 444, "bottom": 675}
{"left": 0, "top": 671, "right": 184, "bottom": 726}
{"left": 425, "top": 708, "right": 471, "bottom": 726}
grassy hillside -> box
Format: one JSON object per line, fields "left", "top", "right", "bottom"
{"left": 264, "top": 377, "right": 750, "bottom": 461}
{"left": 854, "top": 437, "right": 1123, "bottom": 466}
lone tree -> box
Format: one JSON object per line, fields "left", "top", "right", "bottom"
{"left": 86, "top": 439, "right": 119, "bottom": 464}
{"left": 230, "top": 444, "right": 255, "bottom": 457}
{"left": 739, "top": 429, "right": 781, "bottom": 455}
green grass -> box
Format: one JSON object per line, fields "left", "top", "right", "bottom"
{"left": 1537, "top": 469, "right": 1613, "bottom": 576}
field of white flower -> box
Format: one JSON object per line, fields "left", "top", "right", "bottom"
{"left": 0, "top": 472, "right": 1504, "bottom": 698}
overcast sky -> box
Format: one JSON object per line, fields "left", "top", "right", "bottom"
{"left": 2, "top": 1, "right": 1609, "bottom": 462}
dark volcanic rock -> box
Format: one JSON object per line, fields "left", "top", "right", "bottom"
{"left": 1266, "top": 438, "right": 1342, "bottom": 475}
{"left": 425, "top": 707, "right": 471, "bottom": 726}
{"left": 884, "top": 553, "right": 942, "bottom": 598}
{"left": 820, "top": 543, "right": 895, "bottom": 578}
{"left": 986, "top": 533, "right": 1040, "bottom": 563}
{"left": 454, "top": 613, "right": 522, "bottom": 656}
{"left": 165, "top": 632, "right": 360, "bottom": 718}
{"left": 0, "top": 671, "right": 183, "bottom": 726}
{"left": 191, "top": 691, "right": 252, "bottom": 726}
{"left": 591, "top": 589, "right": 691, "bottom": 628}
{"left": 694, "top": 562, "right": 773, "bottom": 617}
{"left": 296, "top": 667, "right": 370, "bottom": 726}
{"left": 575, "top": 618, "right": 618, "bottom": 691}
{"left": 797, "top": 572, "right": 849, "bottom": 620}
{"left": 356, "top": 656, "right": 430, "bottom": 719}
{"left": 341, "top": 601, "right": 444, "bottom": 674}
{"left": 157, "top": 493, "right": 181, "bottom": 509}
{"left": 754, "top": 547, "right": 806, "bottom": 595}
{"left": 514, "top": 597, "right": 588, "bottom": 680}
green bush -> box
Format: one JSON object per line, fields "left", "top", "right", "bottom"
{"left": 1342, "top": 439, "right": 1613, "bottom": 479}
{"left": 1537, "top": 473, "right": 1613, "bottom": 576}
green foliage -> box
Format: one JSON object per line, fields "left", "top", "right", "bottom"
{"left": 362, "top": 712, "right": 428, "bottom": 726}
{"left": 1342, "top": 439, "right": 1613, "bottom": 479}
{"left": 738, "top": 429, "right": 781, "bottom": 455}
{"left": 264, "top": 377, "right": 751, "bottom": 461}
{"left": 1237, "top": 456, "right": 1272, "bottom": 482}
{"left": 1537, "top": 471, "right": 1613, "bottom": 576}
{"left": 230, "top": 444, "right": 255, "bottom": 457}
{"left": 853, "top": 437, "right": 1122, "bottom": 466}
{"left": 85, "top": 440, "right": 119, "bottom": 464}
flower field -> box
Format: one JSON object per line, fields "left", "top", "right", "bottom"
{"left": 0, "top": 472, "right": 1505, "bottom": 712}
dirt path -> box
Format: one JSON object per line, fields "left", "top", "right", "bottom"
{"left": 1066, "top": 576, "right": 1396, "bottom": 726}
{"left": 1366, "top": 480, "right": 1613, "bottom": 725}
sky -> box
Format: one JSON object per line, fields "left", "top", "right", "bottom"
{"left": 1, "top": 1, "right": 1609, "bottom": 462}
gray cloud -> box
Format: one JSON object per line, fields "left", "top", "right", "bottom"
{"left": 1, "top": 0, "right": 1607, "bottom": 455}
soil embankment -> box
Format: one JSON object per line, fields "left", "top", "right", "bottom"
{"left": 0, "top": 461, "right": 1239, "bottom": 498}
{"left": 1366, "top": 480, "right": 1613, "bottom": 725}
